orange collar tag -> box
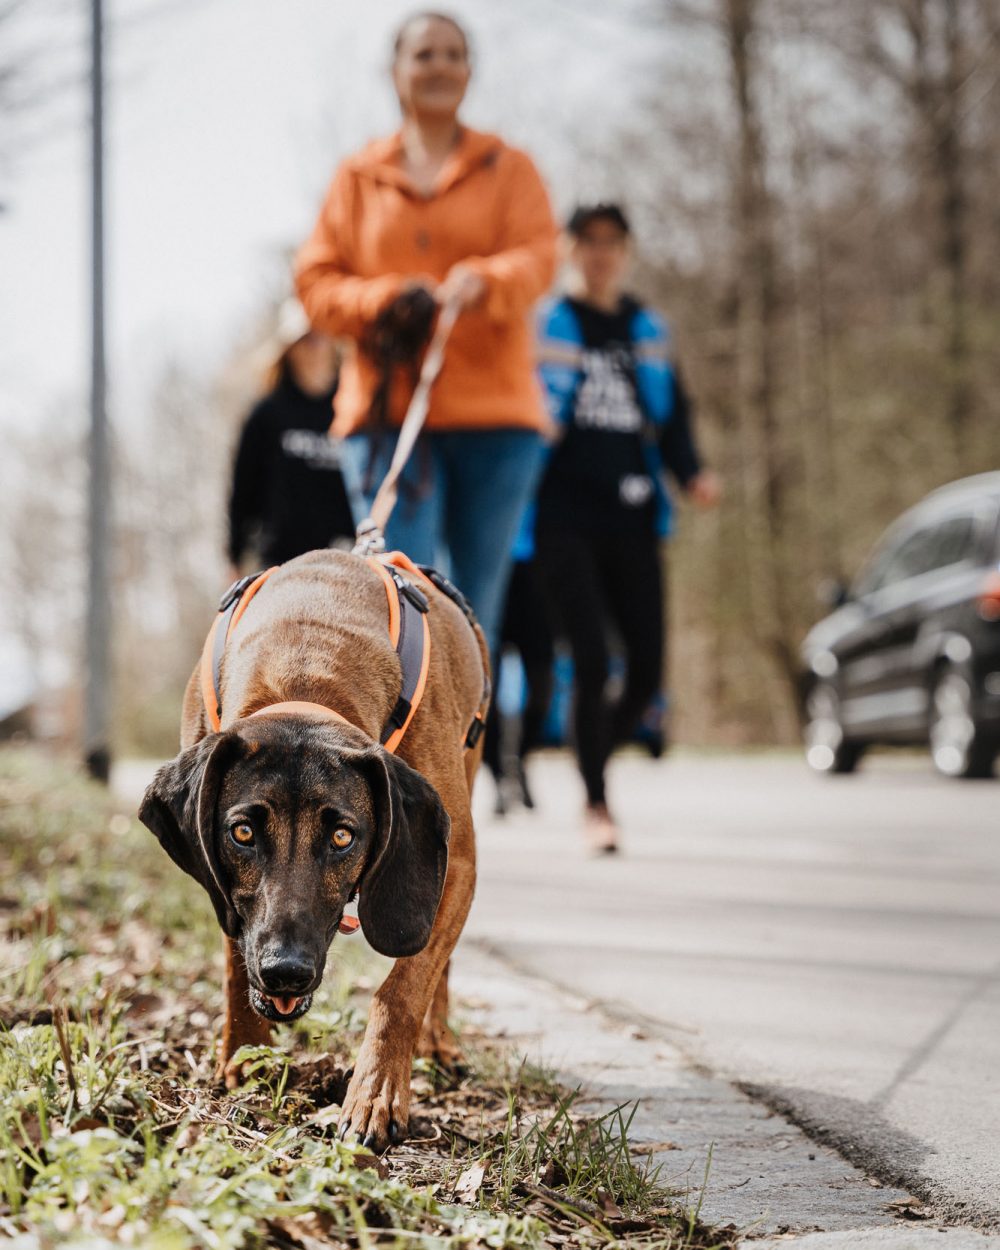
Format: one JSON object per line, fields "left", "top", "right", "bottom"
{"left": 339, "top": 894, "right": 360, "bottom": 935}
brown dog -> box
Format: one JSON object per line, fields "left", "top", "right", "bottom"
{"left": 139, "top": 548, "right": 487, "bottom": 1150}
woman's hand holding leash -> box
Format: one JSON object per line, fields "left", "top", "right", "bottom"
{"left": 436, "top": 264, "right": 486, "bottom": 311}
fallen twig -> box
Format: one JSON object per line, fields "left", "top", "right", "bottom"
{"left": 51, "top": 1004, "right": 78, "bottom": 1099}
{"left": 516, "top": 1178, "right": 610, "bottom": 1226}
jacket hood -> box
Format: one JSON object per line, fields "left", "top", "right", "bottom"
{"left": 347, "top": 127, "right": 505, "bottom": 194}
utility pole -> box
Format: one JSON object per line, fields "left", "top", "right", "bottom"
{"left": 84, "top": 0, "right": 111, "bottom": 782}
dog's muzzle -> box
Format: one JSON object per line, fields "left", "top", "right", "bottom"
{"left": 248, "top": 985, "right": 314, "bottom": 1022}
{"left": 250, "top": 948, "right": 322, "bottom": 1021}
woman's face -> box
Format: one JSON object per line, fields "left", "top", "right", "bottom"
{"left": 392, "top": 17, "right": 470, "bottom": 122}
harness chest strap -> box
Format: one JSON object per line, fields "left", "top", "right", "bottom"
{"left": 199, "top": 568, "right": 280, "bottom": 735}
{"left": 371, "top": 550, "right": 491, "bottom": 753}
{"left": 366, "top": 556, "right": 431, "bottom": 753}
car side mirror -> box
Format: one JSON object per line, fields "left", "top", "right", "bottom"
{"left": 816, "top": 578, "right": 850, "bottom": 609}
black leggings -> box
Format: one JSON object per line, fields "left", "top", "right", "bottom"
{"left": 483, "top": 560, "right": 555, "bottom": 777}
{"left": 535, "top": 527, "right": 664, "bottom": 805}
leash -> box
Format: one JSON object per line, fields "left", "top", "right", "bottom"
{"left": 353, "top": 296, "right": 461, "bottom": 558}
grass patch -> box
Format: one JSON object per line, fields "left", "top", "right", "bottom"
{"left": 0, "top": 746, "right": 730, "bottom": 1248}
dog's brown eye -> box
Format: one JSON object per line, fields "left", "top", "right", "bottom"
{"left": 231, "top": 822, "right": 255, "bottom": 846}
{"left": 331, "top": 828, "right": 354, "bottom": 851}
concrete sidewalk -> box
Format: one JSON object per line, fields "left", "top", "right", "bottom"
{"left": 466, "top": 751, "right": 1000, "bottom": 1234}
{"left": 453, "top": 942, "right": 1000, "bottom": 1247}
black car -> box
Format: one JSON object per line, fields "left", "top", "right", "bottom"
{"left": 801, "top": 473, "right": 1000, "bottom": 778}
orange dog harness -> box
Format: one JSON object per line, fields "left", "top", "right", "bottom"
{"left": 198, "top": 552, "right": 488, "bottom": 938}
{"left": 199, "top": 552, "right": 487, "bottom": 755}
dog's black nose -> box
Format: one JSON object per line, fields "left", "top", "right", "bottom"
{"left": 257, "top": 953, "right": 315, "bottom": 994}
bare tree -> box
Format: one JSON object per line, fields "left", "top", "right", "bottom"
{"left": 831, "top": 0, "right": 1000, "bottom": 468}
{"left": 590, "top": 0, "right": 1000, "bottom": 744}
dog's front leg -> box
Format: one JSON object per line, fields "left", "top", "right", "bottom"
{"left": 217, "top": 936, "right": 273, "bottom": 1087}
{"left": 340, "top": 845, "right": 475, "bottom": 1150}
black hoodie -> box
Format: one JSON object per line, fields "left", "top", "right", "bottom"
{"left": 228, "top": 374, "right": 354, "bottom": 566}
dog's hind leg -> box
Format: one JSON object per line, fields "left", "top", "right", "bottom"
{"left": 416, "top": 959, "right": 463, "bottom": 1068}
{"left": 217, "top": 936, "right": 273, "bottom": 1087}
{"left": 418, "top": 742, "right": 482, "bottom": 1069}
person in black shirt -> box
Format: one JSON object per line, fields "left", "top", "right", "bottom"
{"left": 534, "top": 204, "right": 720, "bottom": 853}
{"left": 228, "top": 300, "right": 355, "bottom": 575}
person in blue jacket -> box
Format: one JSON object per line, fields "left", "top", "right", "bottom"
{"left": 534, "top": 203, "right": 719, "bottom": 853}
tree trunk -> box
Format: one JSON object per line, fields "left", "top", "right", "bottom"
{"left": 937, "top": 0, "right": 971, "bottom": 467}
{"left": 894, "top": 0, "right": 971, "bottom": 468}
{"left": 725, "top": 0, "right": 800, "bottom": 739}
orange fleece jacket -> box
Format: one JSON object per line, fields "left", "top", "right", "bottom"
{"left": 295, "top": 127, "right": 557, "bottom": 437}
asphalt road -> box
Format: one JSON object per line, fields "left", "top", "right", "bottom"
{"left": 465, "top": 750, "right": 1000, "bottom": 1230}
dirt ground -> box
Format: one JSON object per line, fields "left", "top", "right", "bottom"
{"left": 0, "top": 747, "right": 730, "bottom": 1249}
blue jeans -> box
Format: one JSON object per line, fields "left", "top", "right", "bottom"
{"left": 340, "top": 429, "right": 546, "bottom": 653}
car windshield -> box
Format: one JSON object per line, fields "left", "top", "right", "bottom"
{"left": 852, "top": 511, "right": 976, "bottom": 597}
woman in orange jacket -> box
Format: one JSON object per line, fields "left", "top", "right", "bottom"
{"left": 295, "top": 11, "right": 557, "bottom": 652}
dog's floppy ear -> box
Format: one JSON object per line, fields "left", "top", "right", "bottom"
{"left": 138, "top": 733, "right": 242, "bottom": 936}
{"left": 357, "top": 749, "right": 450, "bottom": 958}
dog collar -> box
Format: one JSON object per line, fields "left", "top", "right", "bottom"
{"left": 249, "top": 701, "right": 358, "bottom": 730}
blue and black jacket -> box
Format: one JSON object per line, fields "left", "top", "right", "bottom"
{"left": 519, "top": 293, "right": 700, "bottom": 555}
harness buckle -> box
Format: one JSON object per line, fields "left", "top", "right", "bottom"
{"left": 381, "top": 695, "right": 413, "bottom": 741}
{"left": 399, "top": 580, "right": 429, "bottom": 613}
{"left": 417, "top": 565, "right": 472, "bottom": 620}
{"left": 464, "top": 714, "right": 485, "bottom": 751}
{"left": 218, "top": 572, "right": 258, "bottom": 613}
{"left": 386, "top": 565, "right": 429, "bottom": 613}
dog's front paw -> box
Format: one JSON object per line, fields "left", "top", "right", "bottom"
{"left": 216, "top": 1033, "right": 272, "bottom": 1089}
{"left": 217, "top": 1053, "right": 254, "bottom": 1090}
{"left": 339, "top": 1048, "right": 410, "bottom": 1152}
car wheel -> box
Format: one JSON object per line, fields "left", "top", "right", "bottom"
{"left": 929, "top": 667, "right": 997, "bottom": 779}
{"left": 804, "top": 681, "right": 864, "bottom": 774}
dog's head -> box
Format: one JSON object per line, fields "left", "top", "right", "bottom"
{"left": 138, "top": 715, "right": 450, "bottom": 1022}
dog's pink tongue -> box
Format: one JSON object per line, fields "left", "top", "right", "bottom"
{"left": 269, "top": 995, "right": 301, "bottom": 1016}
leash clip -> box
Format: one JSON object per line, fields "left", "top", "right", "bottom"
{"left": 353, "top": 517, "right": 385, "bottom": 557}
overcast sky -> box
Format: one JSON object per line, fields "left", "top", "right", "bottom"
{"left": 1, "top": 0, "right": 666, "bottom": 439}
